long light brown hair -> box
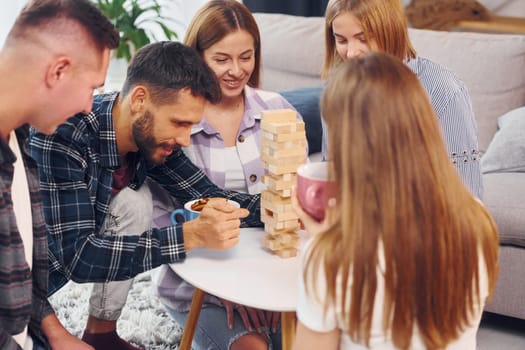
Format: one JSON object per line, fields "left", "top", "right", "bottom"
{"left": 322, "top": 0, "right": 416, "bottom": 78}
{"left": 306, "top": 52, "right": 499, "bottom": 349}
{"left": 184, "top": 0, "right": 261, "bottom": 88}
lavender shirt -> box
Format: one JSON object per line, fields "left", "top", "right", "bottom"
{"left": 153, "top": 86, "right": 305, "bottom": 312}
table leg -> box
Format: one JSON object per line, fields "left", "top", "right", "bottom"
{"left": 178, "top": 288, "right": 205, "bottom": 350}
{"left": 281, "top": 311, "right": 297, "bottom": 350}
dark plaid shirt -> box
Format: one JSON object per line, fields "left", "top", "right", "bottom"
{"left": 0, "top": 126, "right": 52, "bottom": 349}
{"left": 28, "top": 92, "right": 261, "bottom": 296}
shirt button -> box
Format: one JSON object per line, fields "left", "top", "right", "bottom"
{"left": 249, "top": 174, "right": 257, "bottom": 183}
{"left": 238, "top": 134, "right": 245, "bottom": 143}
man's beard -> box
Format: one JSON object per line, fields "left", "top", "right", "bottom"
{"left": 132, "top": 110, "right": 177, "bottom": 165}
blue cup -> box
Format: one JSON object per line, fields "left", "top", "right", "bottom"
{"left": 170, "top": 199, "right": 202, "bottom": 225}
{"left": 170, "top": 198, "right": 240, "bottom": 224}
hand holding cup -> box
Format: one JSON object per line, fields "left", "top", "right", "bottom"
{"left": 296, "top": 162, "right": 336, "bottom": 222}
{"left": 178, "top": 198, "right": 249, "bottom": 251}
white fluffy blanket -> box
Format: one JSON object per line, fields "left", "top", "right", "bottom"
{"left": 49, "top": 271, "right": 181, "bottom": 349}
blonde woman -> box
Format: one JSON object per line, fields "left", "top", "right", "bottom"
{"left": 321, "top": 0, "right": 482, "bottom": 199}
{"left": 293, "top": 52, "right": 499, "bottom": 349}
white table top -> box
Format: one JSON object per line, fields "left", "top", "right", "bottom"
{"left": 170, "top": 227, "right": 308, "bottom": 312}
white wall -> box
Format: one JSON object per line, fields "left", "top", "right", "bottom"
{"left": 0, "top": 1, "right": 219, "bottom": 47}
{"left": 0, "top": 1, "right": 26, "bottom": 46}
{"left": 158, "top": 0, "right": 210, "bottom": 41}
{"left": 149, "top": 0, "right": 243, "bottom": 41}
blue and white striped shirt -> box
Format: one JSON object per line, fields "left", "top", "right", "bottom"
{"left": 322, "top": 56, "right": 482, "bottom": 198}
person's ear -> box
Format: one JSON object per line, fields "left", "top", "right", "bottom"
{"left": 45, "top": 56, "right": 72, "bottom": 88}
{"left": 130, "top": 86, "right": 148, "bottom": 113}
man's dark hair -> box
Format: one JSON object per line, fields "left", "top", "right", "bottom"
{"left": 8, "top": 0, "right": 119, "bottom": 50}
{"left": 122, "top": 41, "right": 222, "bottom": 105}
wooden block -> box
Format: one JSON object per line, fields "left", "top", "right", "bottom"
{"left": 262, "top": 208, "right": 298, "bottom": 222}
{"left": 264, "top": 224, "right": 298, "bottom": 236}
{"left": 263, "top": 130, "right": 305, "bottom": 143}
{"left": 261, "top": 190, "right": 291, "bottom": 211}
{"left": 275, "top": 247, "right": 297, "bottom": 259}
{"left": 261, "top": 199, "right": 293, "bottom": 214}
{"left": 273, "top": 188, "right": 292, "bottom": 198}
{"left": 264, "top": 220, "right": 300, "bottom": 234}
{"left": 261, "top": 213, "right": 300, "bottom": 231}
{"left": 262, "top": 161, "right": 302, "bottom": 175}
{"left": 260, "top": 109, "right": 297, "bottom": 123}
{"left": 261, "top": 234, "right": 284, "bottom": 251}
{"left": 261, "top": 153, "right": 306, "bottom": 167}
{"left": 262, "top": 138, "right": 307, "bottom": 151}
{"left": 261, "top": 120, "right": 305, "bottom": 134}
{"left": 277, "top": 232, "right": 301, "bottom": 247}
{"left": 262, "top": 145, "right": 305, "bottom": 159}
{"left": 261, "top": 189, "right": 291, "bottom": 204}
{"left": 261, "top": 235, "right": 299, "bottom": 257}
{"left": 262, "top": 174, "right": 297, "bottom": 190}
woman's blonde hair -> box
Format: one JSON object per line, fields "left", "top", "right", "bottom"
{"left": 306, "top": 52, "right": 499, "bottom": 349}
{"left": 322, "top": 0, "right": 416, "bottom": 78}
{"left": 184, "top": 0, "right": 261, "bottom": 88}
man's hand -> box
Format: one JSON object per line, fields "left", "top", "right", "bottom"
{"left": 183, "top": 198, "right": 249, "bottom": 251}
{"left": 41, "top": 313, "right": 94, "bottom": 350}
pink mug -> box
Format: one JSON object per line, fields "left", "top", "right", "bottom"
{"left": 296, "top": 162, "right": 335, "bottom": 221}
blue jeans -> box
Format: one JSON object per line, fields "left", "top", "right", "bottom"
{"left": 165, "top": 304, "right": 282, "bottom": 350}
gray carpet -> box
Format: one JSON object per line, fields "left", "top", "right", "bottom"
{"left": 49, "top": 270, "right": 181, "bottom": 350}
{"left": 49, "top": 272, "right": 525, "bottom": 350}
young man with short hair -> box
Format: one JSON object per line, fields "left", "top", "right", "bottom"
{"left": 0, "top": 0, "right": 119, "bottom": 349}
{"left": 29, "top": 41, "right": 262, "bottom": 350}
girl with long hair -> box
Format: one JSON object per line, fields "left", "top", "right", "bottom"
{"left": 293, "top": 52, "right": 499, "bottom": 349}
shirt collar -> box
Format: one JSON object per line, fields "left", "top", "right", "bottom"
{"left": 0, "top": 131, "right": 15, "bottom": 166}
{"left": 0, "top": 125, "right": 31, "bottom": 167}
{"left": 405, "top": 55, "right": 421, "bottom": 76}
{"left": 191, "top": 86, "right": 261, "bottom": 136}
{"left": 91, "top": 92, "right": 121, "bottom": 168}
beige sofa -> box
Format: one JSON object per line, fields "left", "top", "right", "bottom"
{"left": 253, "top": 12, "right": 525, "bottom": 320}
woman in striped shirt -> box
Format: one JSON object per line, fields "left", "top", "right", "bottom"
{"left": 320, "top": 0, "right": 482, "bottom": 199}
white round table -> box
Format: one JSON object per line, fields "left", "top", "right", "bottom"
{"left": 170, "top": 227, "right": 308, "bottom": 350}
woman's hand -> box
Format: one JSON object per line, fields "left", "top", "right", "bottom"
{"left": 291, "top": 189, "right": 332, "bottom": 236}
{"left": 222, "top": 299, "right": 280, "bottom": 333}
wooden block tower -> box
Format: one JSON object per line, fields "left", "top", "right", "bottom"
{"left": 260, "top": 109, "right": 307, "bottom": 258}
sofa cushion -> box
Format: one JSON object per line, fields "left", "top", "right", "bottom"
{"left": 254, "top": 13, "right": 525, "bottom": 153}
{"left": 280, "top": 86, "right": 324, "bottom": 155}
{"left": 407, "top": 29, "right": 525, "bottom": 153}
{"left": 483, "top": 173, "right": 525, "bottom": 247}
{"left": 255, "top": 13, "right": 325, "bottom": 91}
{"left": 481, "top": 106, "right": 525, "bottom": 173}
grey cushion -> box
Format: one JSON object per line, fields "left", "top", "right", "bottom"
{"left": 281, "top": 86, "right": 324, "bottom": 155}
{"left": 481, "top": 106, "right": 525, "bottom": 174}
{"left": 483, "top": 172, "right": 525, "bottom": 247}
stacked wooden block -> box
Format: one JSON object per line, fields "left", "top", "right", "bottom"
{"left": 260, "top": 109, "right": 307, "bottom": 258}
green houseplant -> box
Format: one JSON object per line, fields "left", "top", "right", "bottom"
{"left": 97, "top": 0, "right": 178, "bottom": 62}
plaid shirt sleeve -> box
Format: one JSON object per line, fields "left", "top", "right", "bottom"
{"left": 28, "top": 124, "right": 187, "bottom": 286}
{"left": 0, "top": 127, "right": 53, "bottom": 348}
